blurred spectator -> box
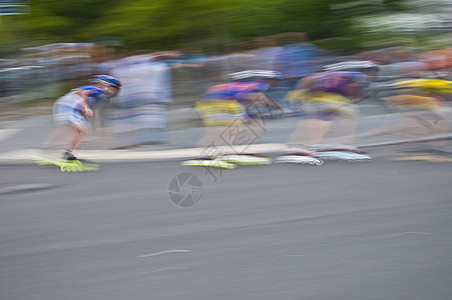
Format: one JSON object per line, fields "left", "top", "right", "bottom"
{"left": 274, "top": 32, "right": 318, "bottom": 91}
{"left": 264, "top": 32, "right": 319, "bottom": 112}
{"left": 107, "top": 53, "right": 175, "bottom": 148}
{"left": 171, "top": 48, "right": 207, "bottom": 103}
{"left": 249, "top": 36, "right": 280, "bottom": 71}
{"left": 418, "top": 48, "right": 452, "bottom": 79}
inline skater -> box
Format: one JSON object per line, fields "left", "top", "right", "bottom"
{"left": 368, "top": 78, "right": 452, "bottom": 159}
{"left": 182, "top": 70, "right": 281, "bottom": 168}
{"left": 280, "top": 62, "right": 378, "bottom": 163}
{"left": 42, "top": 75, "right": 121, "bottom": 165}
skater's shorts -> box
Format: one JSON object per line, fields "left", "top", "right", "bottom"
{"left": 195, "top": 100, "right": 251, "bottom": 126}
{"left": 301, "top": 92, "right": 359, "bottom": 120}
{"left": 53, "top": 104, "right": 89, "bottom": 128}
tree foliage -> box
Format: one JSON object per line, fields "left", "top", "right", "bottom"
{"left": 0, "top": 0, "right": 409, "bottom": 56}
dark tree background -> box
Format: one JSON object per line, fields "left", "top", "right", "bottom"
{"left": 0, "top": 0, "right": 411, "bottom": 56}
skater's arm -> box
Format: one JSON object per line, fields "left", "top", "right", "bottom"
{"left": 295, "top": 76, "right": 315, "bottom": 90}
{"left": 348, "top": 79, "right": 371, "bottom": 104}
{"left": 242, "top": 93, "right": 281, "bottom": 108}
{"left": 74, "top": 89, "right": 94, "bottom": 118}
{"left": 350, "top": 90, "right": 371, "bottom": 104}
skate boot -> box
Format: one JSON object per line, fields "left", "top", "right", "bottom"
{"left": 316, "top": 145, "right": 372, "bottom": 162}
{"left": 276, "top": 146, "right": 323, "bottom": 165}
{"left": 61, "top": 151, "right": 99, "bottom": 171}
{"left": 217, "top": 152, "right": 272, "bottom": 165}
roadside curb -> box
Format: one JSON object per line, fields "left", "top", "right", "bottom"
{"left": 1, "top": 133, "right": 451, "bottom": 165}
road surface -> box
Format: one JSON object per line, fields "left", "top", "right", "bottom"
{"left": 1, "top": 157, "right": 452, "bottom": 299}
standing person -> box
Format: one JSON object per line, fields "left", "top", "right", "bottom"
{"left": 46, "top": 75, "right": 121, "bottom": 161}
{"left": 272, "top": 32, "right": 318, "bottom": 111}
{"left": 274, "top": 33, "right": 317, "bottom": 91}
{"left": 250, "top": 36, "right": 280, "bottom": 72}
{"left": 108, "top": 53, "right": 174, "bottom": 148}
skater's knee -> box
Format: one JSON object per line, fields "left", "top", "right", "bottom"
{"left": 72, "top": 125, "right": 89, "bottom": 135}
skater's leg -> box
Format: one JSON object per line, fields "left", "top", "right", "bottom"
{"left": 244, "top": 117, "right": 266, "bottom": 143}
{"left": 71, "top": 126, "right": 88, "bottom": 151}
{"left": 365, "top": 112, "right": 447, "bottom": 137}
{"left": 326, "top": 113, "right": 360, "bottom": 146}
{"left": 288, "top": 118, "right": 334, "bottom": 149}
{"left": 197, "top": 125, "right": 230, "bottom": 148}
{"left": 65, "top": 124, "right": 89, "bottom": 157}
{"left": 415, "top": 111, "right": 450, "bottom": 147}
{"left": 361, "top": 114, "right": 424, "bottom": 137}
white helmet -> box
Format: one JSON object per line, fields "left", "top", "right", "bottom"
{"left": 323, "top": 61, "right": 379, "bottom": 72}
{"left": 229, "top": 70, "right": 282, "bottom": 81}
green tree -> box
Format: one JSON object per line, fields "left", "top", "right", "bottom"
{"left": 0, "top": 0, "right": 410, "bottom": 56}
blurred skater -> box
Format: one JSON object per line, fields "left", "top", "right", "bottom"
{"left": 366, "top": 79, "right": 452, "bottom": 151}
{"left": 285, "top": 62, "right": 378, "bottom": 161}
{"left": 182, "top": 70, "right": 281, "bottom": 168}
{"left": 196, "top": 70, "right": 281, "bottom": 152}
{"left": 44, "top": 75, "right": 121, "bottom": 161}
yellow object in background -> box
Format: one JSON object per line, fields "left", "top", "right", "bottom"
{"left": 392, "top": 79, "right": 452, "bottom": 93}
{"left": 195, "top": 100, "right": 247, "bottom": 126}
{"left": 284, "top": 89, "right": 308, "bottom": 102}
{"left": 300, "top": 92, "right": 357, "bottom": 115}
{"left": 382, "top": 95, "right": 444, "bottom": 111}
{"left": 304, "top": 92, "right": 352, "bottom": 105}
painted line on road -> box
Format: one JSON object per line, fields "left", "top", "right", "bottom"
{"left": 137, "top": 250, "right": 192, "bottom": 258}
{"left": 378, "top": 232, "right": 432, "bottom": 238}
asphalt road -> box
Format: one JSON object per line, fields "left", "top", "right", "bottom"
{"left": 1, "top": 157, "right": 452, "bottom": 300}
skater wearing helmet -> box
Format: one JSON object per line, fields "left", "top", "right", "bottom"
{"left": 45, "top": 75, "right": 121, "bottom": 162}
{"left": 282, "top": 62, "right": 378, "bottom": 163}
{"left": 182, "top": 70, "right": 281, "bottom": 168}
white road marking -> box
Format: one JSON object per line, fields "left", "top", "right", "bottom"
{"left": 137, "top": 250, "right": 192, "bottom": 258}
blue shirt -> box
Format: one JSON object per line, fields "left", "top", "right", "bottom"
{"left": 73, "top": 86, "right": 109, "bottom": 108}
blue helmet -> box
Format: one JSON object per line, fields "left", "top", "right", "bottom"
{"left": 90, "top": 75, "right": 121, "bottom": 88}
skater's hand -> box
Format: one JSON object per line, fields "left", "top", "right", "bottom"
{"left": 252, "top": 93, "right": 281, "bottom": 108}
{"left": 265, "top": 100, "right": 281, "bottom": 108}
{"left": 84, "top": 107, "right": 93, "bottom": 118}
